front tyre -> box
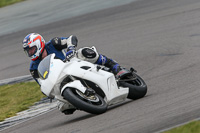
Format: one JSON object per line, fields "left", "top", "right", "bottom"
{"left": 62, "top": 87, "right": 107, "bottom": 114}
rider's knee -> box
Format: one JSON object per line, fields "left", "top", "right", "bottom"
{"left": 77, "top": 47, "right": 99, "bottom": 63}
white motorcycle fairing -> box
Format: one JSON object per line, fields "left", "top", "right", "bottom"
{"left": 38, "top": 53, "right": 129, "bottom": 106}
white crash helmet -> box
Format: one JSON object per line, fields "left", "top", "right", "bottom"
{"left": 22, "top": 33, "right": 45, "bottom": 61}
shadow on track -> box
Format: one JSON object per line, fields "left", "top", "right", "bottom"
{"left": 40, "top": 113, "right": 96, "bottom": 131}
{"left": 40, "top": 95, "right": 150, "bottom": 132}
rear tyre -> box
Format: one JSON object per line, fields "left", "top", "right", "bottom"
{"left": 62, "top": 87, "right": 107, "bottom": 114}
{"left": 119, "top": 73, "right": 147, "bottom": 100}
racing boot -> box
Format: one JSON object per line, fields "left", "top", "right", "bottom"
{"left": 95, "top": 55, "right": 132, "bottom": 79}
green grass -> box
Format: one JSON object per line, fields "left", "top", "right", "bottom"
{"left": 0, "top": 0, "right": 25, "bottom": 8}
{"left": 0, "top": 82, "right": 45, "bottom": 122}
{"left": 164, "top": 120, "right": 200, "bottom": 133}
{"left": 0, "top": 81, "right": 200, "bottom": 132}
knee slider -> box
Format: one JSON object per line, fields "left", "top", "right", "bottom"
{"left": 82, "top": 48, "right": 97, "bottom": 58}
{"left": 77, "top": 47, "right": 99, "bottom": 63}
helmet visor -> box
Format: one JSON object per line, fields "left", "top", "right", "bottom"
{"left": 24, "top": 46, "right": 37, "bottom": 57}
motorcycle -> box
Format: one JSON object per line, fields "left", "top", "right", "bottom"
{"left": 38, "top": 48, "right": 147, "bottom": 114}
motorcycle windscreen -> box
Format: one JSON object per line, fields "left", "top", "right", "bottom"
{"left": 38, "top": 54, "right": 52, "bottom": 79}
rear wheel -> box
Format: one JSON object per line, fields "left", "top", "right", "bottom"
{"left": 119, "top": 73, "right": 147, "bottom": 100}
{"left": 62, "top": 87, "right": 107, "bottom": 114}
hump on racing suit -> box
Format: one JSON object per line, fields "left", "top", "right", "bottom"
{"left": 30, "top": 36, "right": 78, "bottom": 84}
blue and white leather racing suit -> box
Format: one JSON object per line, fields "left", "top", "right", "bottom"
{"left": 29, "top": 35, "right": 123, "bottom": 114}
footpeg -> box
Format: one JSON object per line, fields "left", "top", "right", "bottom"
{"left": 130, "top": 67, "right": 137, "bottom": 73}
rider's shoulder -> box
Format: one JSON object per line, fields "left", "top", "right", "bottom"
{"left": 30, "top": 59, "right": 41, "bottom": 70}
{"left": 45, "top": 40, "right": 52, "bottom": 46}
{"left": 44, "top": 40, "right": 54, "bottom": 50}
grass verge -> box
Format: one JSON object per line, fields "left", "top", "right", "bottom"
{"left": 0, "top": 82, "right": 45, "bottom": 122}
{"left": 164, "top": 120, "right": 200, "bottom": 133}
{"left": 0, "top": 0, "right": 25, "bottom": 8}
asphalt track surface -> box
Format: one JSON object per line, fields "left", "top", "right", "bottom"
{"left": 1, "top": 0, "right": 200, "bottom": 133}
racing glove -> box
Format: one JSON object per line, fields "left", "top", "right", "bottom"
{"left": 64, "top": 46, "right": 76, "bottom": 62}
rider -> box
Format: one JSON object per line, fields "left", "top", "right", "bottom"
{"left": 22, "top": 33, "right": 131, "bottom": 114}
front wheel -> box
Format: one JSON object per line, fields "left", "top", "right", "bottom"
{"left": 62, "top": 87, "right": 107, "bottom": 114}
